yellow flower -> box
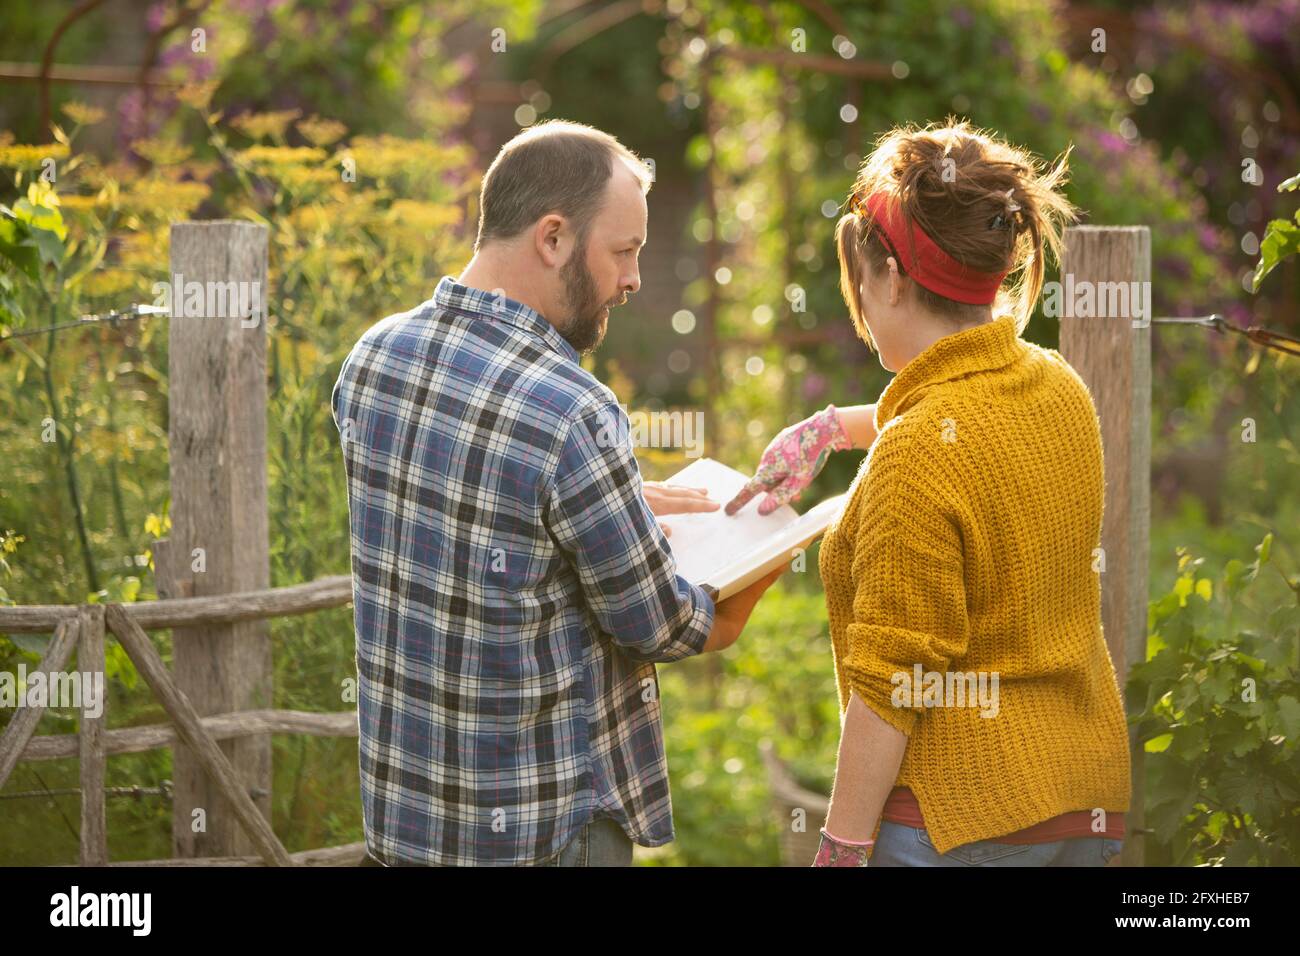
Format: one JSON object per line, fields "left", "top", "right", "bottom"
{"left": 231, "top": 109, "right": 302, "bottom": 142}
{"left": 176, "top": 80, "right": 219, "bottom": 112}
{"left": 276, "top": 165, "right": 339, "bottom": 191}
{"left": 117, "top": 229, "right": 167, "bottom": 269}
{"left": 121, "top": 178, "right": 211, "bottom": 219}
{"left": 81, "top": 268, "right": 141, "bottom": 298}
{"left": 236, "top": 145, "right": 328, "bottom": 169}
{"left": 0, "top": 142, "right": 70, "bottom": 171}
{"left": 344, "top": 135, "right": 441, "bottom": 179}
{"left": 297, "top": 115, "right": 347, "bottom": 147}
{"left": 61, "top": 102, "right": 107, "bottom": 126}
{"left": 131, "top": 138, "right": 194, "bottom": 167}
{"left": 58, "top": 194, "right": 102, "bottom": 212}
{"left": 144, "top": 513, "right": 171, "bottom": 538}
{"left": 78, "top": 159, "right": 134, "bottom": 189}
{"left": 27, "top": 180, "right": 60, "bottom": 208}
{"left": 385, "top": 199, "right": 461, "bottom": 233}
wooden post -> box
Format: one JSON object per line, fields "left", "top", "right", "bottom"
{"left": 164, "top": 221, "right": 272, "bottom": 858}
{"left": 78, "top": 604, "right": 107, "bottom": 865}
{"left": 1058, "top": 225, "right": 1152, "bottom": 867}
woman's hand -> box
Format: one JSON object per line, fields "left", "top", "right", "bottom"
{"left": 644, "top": 481, "right": 719, "bottom": 537}
{"left": 724, "top": 405, "right": 856, "bottom": 516}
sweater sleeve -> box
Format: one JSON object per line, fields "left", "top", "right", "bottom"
{"left": 839, "top": 425, "right": 971, "bottom": 736}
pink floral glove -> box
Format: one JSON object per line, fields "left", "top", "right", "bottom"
{"left": 724, "top": 405, "right": 853, "bottom": 517}
{"left": 812, "top": 828, "right": 873, "bottom": 867}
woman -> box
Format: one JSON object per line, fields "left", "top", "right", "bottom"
{"left": 727, "top": 120, "right": 1130, "bottom": 867}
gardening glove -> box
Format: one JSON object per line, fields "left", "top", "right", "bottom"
{"left": 724, "top": 404, "right": 853, "bottom": 517}
{"left": 812, "top": 828, "right": 873, "bottom": 867}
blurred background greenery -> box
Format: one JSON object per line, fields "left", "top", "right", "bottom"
{"left": 1, "top": 0, "right": 1296, "bottom": 865}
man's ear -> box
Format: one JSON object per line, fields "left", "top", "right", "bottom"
{"left": 534, "top": 214, "right": 567, "bottom": 268}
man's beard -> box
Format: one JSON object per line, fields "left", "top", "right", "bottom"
{"left": 558, "top": 243, "right": 622, "bottom": 355}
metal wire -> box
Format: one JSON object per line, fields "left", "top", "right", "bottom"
{"left": 0, "top": 782, "right": 173, "bottom": 801}
{"left": 1152, "top": 314, "right": 1300, "bottom": 357}
{"left": 2, "top": 302, "right": 1296, "bottom": 357}
{"left": 0, "top": 303, "right": 168, "bottom": 344}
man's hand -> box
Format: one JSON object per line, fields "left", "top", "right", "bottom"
{"left": 701, "top": 566, "right": 784, "bottom": 653}
{"left": 644, "top": 481, "right": 719, "bottom": 538}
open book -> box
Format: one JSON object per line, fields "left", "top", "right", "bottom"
{"left": 659, "top": 458, "right": 848, "bottom": 601}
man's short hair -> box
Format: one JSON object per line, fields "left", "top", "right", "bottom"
{"left": 474, "top": 120, "right": 653, "bottom": 251}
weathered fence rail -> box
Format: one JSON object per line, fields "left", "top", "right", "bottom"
{"left": 0, "top": 578, "right": 362, "bottom": 867}
{"left": 0, "top": 576, "right": 352, "bottom": 633}
{"left": 22, "top": 709, "right": 356, "bottom": 761}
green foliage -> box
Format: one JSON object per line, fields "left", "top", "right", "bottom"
{"left": 1129, "top": 535, "right": 1300, "bottom": 865}
{"left": 1252, "top": 172, "right": 1300, "bottom": 291}
{"left": 656, "top": 581, "right": 839, "bottom": 866}
{"left": 0, "top": 182, "right": 67, "bottom": 281}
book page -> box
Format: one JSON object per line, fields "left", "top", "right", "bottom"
{"left": 702, "top": 493, "right": 847, "bottom": 599}
{"left": 658, "top": 459, "right": 799, "bottom": 586}
{"left": 659, "top": 458, "right": 844, "bottom": 598}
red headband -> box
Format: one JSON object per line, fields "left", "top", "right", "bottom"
{"left": 852, "top": 192, "right": 1008, "bottom": 305}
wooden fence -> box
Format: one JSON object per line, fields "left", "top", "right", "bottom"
{"left": 0, "top": 221, "right": 364, "bottom": 865}
{"left": 0, "top": 222, "right": 1150, "bottom": 866}
{"left": 0, "top": 579, "right": 363, "bottom": 865}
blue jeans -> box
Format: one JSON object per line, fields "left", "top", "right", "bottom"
{"left": 871, "top": 821, "right": 1123, "bottom": 867}
{"left": 540, "top": 816, "right": 634, "bottom": 867}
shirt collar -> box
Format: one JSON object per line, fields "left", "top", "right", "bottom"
{"left": 433, "top": 275, "right": 580, "bottom": 364}
{"left": 875, "top": 314, "right": 1027, "bottom": 426}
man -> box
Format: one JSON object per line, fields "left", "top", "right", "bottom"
{"left": 331, "top": 120, "right": 779, "bottom": 866}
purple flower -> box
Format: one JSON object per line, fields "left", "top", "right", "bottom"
{"left": 116, "top": 89, "right": 165, "bottom": 150}
{"left": 146, "top": 2, "right": 168, "bottom": 33}
{"left": 1095, "top": 130, "right": 1128, "bottom": 154}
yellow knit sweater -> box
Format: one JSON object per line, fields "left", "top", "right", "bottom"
{"left": 818, "top": 314, "right": 1131, "bottom": 855}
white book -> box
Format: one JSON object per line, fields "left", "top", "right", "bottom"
{"left": 658, "top": 458, "right": 848, "bottom": 601}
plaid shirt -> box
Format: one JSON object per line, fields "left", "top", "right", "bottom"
{"left": 331, "top": 276, "right": 715, "bottom": 866}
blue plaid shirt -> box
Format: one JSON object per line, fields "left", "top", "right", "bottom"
{"left": 331, "top": 276, "right": 715, "bottom": 866}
